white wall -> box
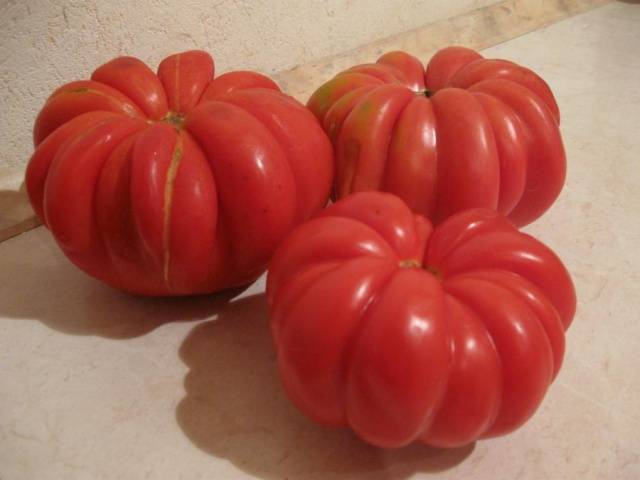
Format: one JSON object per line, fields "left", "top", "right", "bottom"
{"left": 0, "top": 0, "right": 498, "bottom": 188}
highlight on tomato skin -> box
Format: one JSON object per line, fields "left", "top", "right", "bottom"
{"left": 25, "top": 50, "right": 334, "bottom": 296}
{"left": 307, "top": 46, "right": 566, "bottom": 227}
{"left": 266, "top": 191, "right": 576, "bottom": 449}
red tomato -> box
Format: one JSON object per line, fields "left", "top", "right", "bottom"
{"left": 307, "top": 46, "right": 565, "bottom": 226}
{"left": 267, "top": 191, "right": 576, "bottom": 448}
{"left": 26, "top": 51, "right": 333, "bottom": 295}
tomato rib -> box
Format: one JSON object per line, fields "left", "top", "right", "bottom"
{"left": 422, "top": 293, "right": 502, "bottom": 447}
{"left": 27, "top": 112, "right": 119, "bottom": 223}
{"left": 323, "top": 85, "right": 378, "bottom": 144}
{"left": 384, "top": 96, "right": 439, "bottom": 218}
{"left": 216, "top": 88, "right": 333, "bottom": 222}
{"left": 157, "top": 50, "right": 215, "bottom": 114}
{"left": 277, "top": 257, "right": 396, "bottom": 426}
{"left": 468, "top": 269, "right": 566, "bottom": 379}
{"left": 44, "top": 117, "right": 146, "bottom": 281}
{"left": 34, "top": 80, "right": 145, "bottom": 145}
{"left": 307, "top": 72, "right": 384, "bottom": 122}
{"left": 336, "top": 85, "right": 414, "bottom": 197}
{"left": 345, "top": 269, "right": 451, "bottom": 447}
{"left": 377, "top": 51, "right": 426, "bottom": 91}
{"left": 472, "top": 91, "right": 528, "bottom": 215}
{"left": 91, "top": 56, "right": 169, "bottom": 120}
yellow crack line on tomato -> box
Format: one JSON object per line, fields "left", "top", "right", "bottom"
{"left": 163, "top": 134, "right": 183, "bottom": 290}
{"left": 56, "top": 87, "right": 140, "bottom": 118}
{"left": 173, "top": 53, "right": 181, "bottom": 113}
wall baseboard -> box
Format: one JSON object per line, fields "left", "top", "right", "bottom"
{"left": 0, "top": 0, "right": 611, "bottom": 244}
{"left": 0, "top": 185, "right": 40, "bottom": 242}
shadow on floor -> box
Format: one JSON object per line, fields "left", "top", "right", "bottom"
{"left": 176, "top": 293, "right": 474, "bottom": 480}
{"left": 0, "top": 238, "right": 247, "bottom": 339}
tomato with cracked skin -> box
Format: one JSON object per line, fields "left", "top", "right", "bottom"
{"left": 267, "top": 191, "right": 576, "bottom": 448}
{"left": 26, "top": 50, "right": 333, "bottom": 295}
{"left": 307, "top": 46, "right": 565, "bottom": 226}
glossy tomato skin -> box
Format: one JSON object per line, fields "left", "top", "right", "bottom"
{"left": 267, "top": 192, "right": 576, "bottom": 448}
{"left": 26, "top": 51, "right": 334, "bottom": 295}
{"left": 307, "top": 46, "right": 565, "bottom": 226}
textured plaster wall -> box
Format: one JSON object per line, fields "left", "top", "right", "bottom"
{"left": 0, "top": 0, "right": 497, "bottom": 189}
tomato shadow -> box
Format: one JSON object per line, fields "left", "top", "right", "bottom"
{"left": 0, "top": 228, "right": 247, "bottom": 338}
{"left": 176, "top": 293, "right": 475, "bottom": 480}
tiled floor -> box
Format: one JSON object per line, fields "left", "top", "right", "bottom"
{"left": 1, "top": 3, "right": 638, "bottom": 479}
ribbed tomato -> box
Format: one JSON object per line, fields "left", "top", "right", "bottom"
{"left": 26, "top": 51, "right": 333, "bottom": 295}
{"left": 307, "top": 46, "right": 565, "bottom": 226}
{"left": 267, "top": 191, "right": 576, "bottom": 448}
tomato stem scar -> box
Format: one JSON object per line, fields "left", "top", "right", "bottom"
{"left": 399, "top": 259, "right": 422, "bottom": 269}
{"left": 162, "top": 111, "right": 185, "bottom": 130}
{"left": 399, "top": 259, "right": 442, "bottom": 279}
